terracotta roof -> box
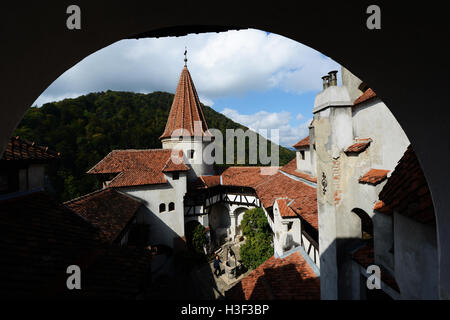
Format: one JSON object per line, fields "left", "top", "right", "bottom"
{"left": 375, "top": 145, "right": 435, "bottom": 225}
{"left": 87, "top": 149, "right": 189, "bottom": 188}
{"left": 200, "top": 175, "right": 221, "bottom": 188}
{"left": 345, "top": 138, "right": 372, "bottom": 154}
{"left": 353, "top": 245, "right": 399, "bottom": 292}
{"left": 0, "top": 191, "right": 151, "bottom": 298}
{"left": 293, "top": 136, "right": 310, "bottom": 149}
{"left": 1, "top": 136, "right": 59, "bottom": 161}
{"left": 221, "top": 166, "right": 272, "bottom": 188}
{"left": 354, "top": 88, "right": 377, "bottom": 105}
{"left": 225, "top": 251, "right": 320, "bottom": 300}
{"left": 276, "top": 199, "right": 297, "bottom": 218}
{"left": 160, "top": 66, "right": 211, "bottom": 140}
{"left": 280, "top": 158, "right": 317, "bottom": 183}
{"left": 65, "top": 188, "right": 143, "bottom": 243}
{"left": 255, "top": 172, "right": 318, "bottom": 229}
{"left": 359, "top": 169, "right": 390, "bottom": 185}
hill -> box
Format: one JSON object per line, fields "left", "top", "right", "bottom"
{"left": 14, "top": 91, "right": 295, "bottom": 201}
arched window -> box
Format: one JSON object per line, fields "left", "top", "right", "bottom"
{"left": 352, "top": 208, "right": 373, "bottom": 240}
{"left": 188, "top": 149, "right": 195, "bottom": 159}
{"left": 169, "top": 202, "right": 175, "bottom": 211}
{"left": 159, "top": 203, "right": 166, "bottom": 213}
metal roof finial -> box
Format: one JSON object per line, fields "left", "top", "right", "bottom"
{"left": 184, "top": 47, "right": 188, "bottom": 67}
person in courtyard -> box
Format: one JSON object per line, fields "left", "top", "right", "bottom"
{"left": 213, "top": 254, "right": 222, "bottom": 277}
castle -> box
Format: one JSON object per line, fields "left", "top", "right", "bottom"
{"left": 84, "top": 60, "right": 438, "bottom": 300}
{"left": 86, "top": 63, "right": 320, "bottom": 266}
{"left": 0, "top": 57, "right": 437, "bottom": 300}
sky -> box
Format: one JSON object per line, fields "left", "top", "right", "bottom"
{"left": 34, "top": 29, "right": 340, "bottom": 147}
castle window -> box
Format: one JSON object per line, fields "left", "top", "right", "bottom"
{"left": 173, "top": 172, "right": 179, "bottom": 180}
{"left": 300, "top": 150, "right": 305, "bottom": 160}
{"left": 287, "top": 222, "right": 293, "bottom": 231}
{"left": 159, "top": 203, "right": 166, "bottom": 213}
{"left": 188, "top": 150, "right": 195, "bottom": 159}
{"left": 169, "top": 202, "right": 175, "bottom": 211}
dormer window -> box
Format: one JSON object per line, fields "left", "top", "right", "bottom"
{"left": 300, "top": 150, "right": 305, "bottom": 160}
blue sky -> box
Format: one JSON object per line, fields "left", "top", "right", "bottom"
{"left": 34, "top": 29, "right": 340, "bottom": 147}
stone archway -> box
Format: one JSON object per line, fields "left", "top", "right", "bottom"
{"left": 1, "top": 3, "right": 450, "bottom": 298}
{"left": 209, "top": 203, "right": 231, "bottom": 246}
{"left": 232, "top": 207, "right": 250, "bottom": 238}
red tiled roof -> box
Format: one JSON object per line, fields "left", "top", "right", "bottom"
{"left": 87, "top": 149, "right": 189, "bottom": 188}
{"left": 200, "top": 175, "right": 221, "bottom": 188}
{"left": 1, "top": 136, "right": 59, "bottom": 161}
{"left": 160, "top": 66, "right": 211, "bottom": 140}
{"left": 221, "top": 166, "right": 273, "bottom": 188}
{"left": 109, "top": 169, "right": 167, "bottom": 188}
{"left": 280, "top": 158, "right": 317, "bottom": 183}
{"left": 0, "top": 191, "right": 151, "bottom": 298}
{"left": 293, "top": 136, "right": 310, "bottom": 149}
{"left": 65, "top": 188, "right": 143, "bottom": 243}
{"left": 225, "top": 251, "right": 320, "bottom": 300}
{"left": 354, "top": 88, "right": 377, "bottom": 105}
{"left": 353, "top": 245, "right": 400, "bottom": 292}
{"left": 359, "top": 169, "right": 390, "bottom": 185}
{"left": 255, "top": 172, "right": 318, "bottom": 229}
{"left": 345, "top": 138, "right": 372, "bottom": 154}
{"left": 276, "top": 199, "right": 297, "bottom": 218}
{"left": 375, "top": 145, "right": 435, "bottom": 225}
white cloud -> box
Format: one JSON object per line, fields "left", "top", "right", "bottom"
{"left": 296, "top": 113, "right": 304, "bottom": 121}
{"left": 33, "top": 29, "right": 340, "bottom": 106}
{"left": 221, "top": 108, "right": 311, "bottom": 147}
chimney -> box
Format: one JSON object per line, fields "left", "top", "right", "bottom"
{"left": 322, "top": 75, "right": 330, "bottom": 90}
{"left": 328, "top": 70, "right": 338, "bottom": 86}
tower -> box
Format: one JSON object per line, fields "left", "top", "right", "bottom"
{"left": 159, "top": 52, "right": 215, "bottom": 182}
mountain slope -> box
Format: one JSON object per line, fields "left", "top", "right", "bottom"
{"left": 15, "top": 91, "right": 295, "bottom": 201}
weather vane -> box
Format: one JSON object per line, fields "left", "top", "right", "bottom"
{"left": 184, "top": 47, "right": 187, "bottom": 66}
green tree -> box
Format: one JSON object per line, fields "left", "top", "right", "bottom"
{"left": 240, "top": 208, "right": 273, "bottom": 270}
{"left": 191, "top": 224, "right": 207, "bottom": 256}
{"left": 14, "top": 91, "right": 295, "bottom": 201}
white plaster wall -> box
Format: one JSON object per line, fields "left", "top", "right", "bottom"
{"left": 394, "top": 213, "right": 439, "bottom": 299}
{"left": 273, "top": 200, "right": 302, "bottom": 257}
{"left": 161, "top": 138, "right": 215, "bottom": 182}
{"left": 341, "top": 66, "right": 364, "bottom": 103}
{"left": 118, "top": 171, "right": 187, "bottom": 248}
{"left": 373, "top": 212, "right": 394, "bottom": 274}
{"left": 331, "top": 107, "right": 353, "bottom": 156}
{"left": 296, "top": 149, "right": 312, "bottom": 174}
{"left": 352, "top": 100, "right": 410, "bottom": 171}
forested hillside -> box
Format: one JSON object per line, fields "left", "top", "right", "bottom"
{"left": 15, "top": 91, "right": 295, "bottom": 201}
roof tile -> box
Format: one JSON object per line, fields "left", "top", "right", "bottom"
{"left": 87, "top": 149, "right": 189, "bottom": 188}
{"left": 359, "top": 169, "right": 390, "bottom": 185}
{"left": 160, "top": 67, "right": 210, "bottom": 139}
{"left": 375, "top": 145, "right": 435, "bottom": 225}
{"left": 65, "top": 188, "right": 143, "bottom": 243}
{"left": 293, "top": 136, "right": 310, "bottom": 149}
{"left": 354, "top": 88, "right": 377, "bottom": 105}
{"left": 1, "top": 136, "right": 59, "bottom": 161}
{"left": 280, "top": 158, "right": 317, "bottom": 183}
{"left": 225, "top": 251, "right": 320, "bottom": 300}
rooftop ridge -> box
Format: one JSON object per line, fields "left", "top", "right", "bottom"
{"left": 160, "top": 66, "right": 210, "bottom": 139}
{"left": 64, "top": 187, "right": 113, "bottom": 205}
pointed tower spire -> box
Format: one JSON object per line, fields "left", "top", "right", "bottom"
{"left": 160, "top": 60, "right": 211, "bottom": 140}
